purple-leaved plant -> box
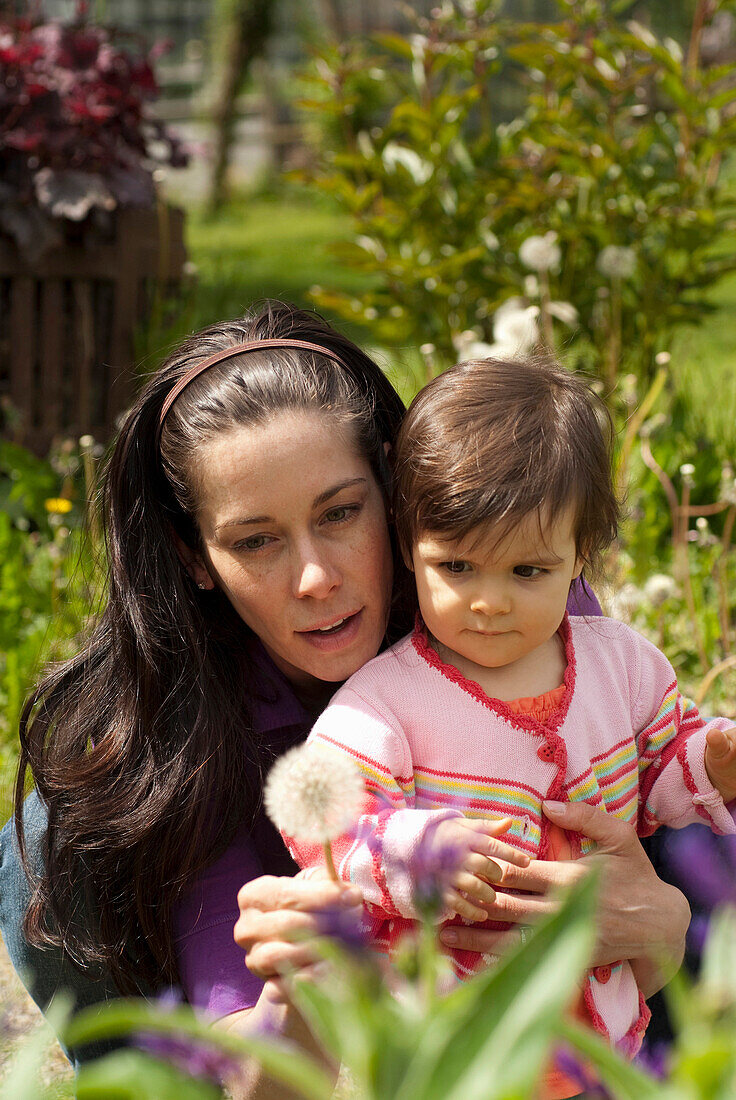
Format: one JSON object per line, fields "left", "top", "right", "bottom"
{"left": 0, "top": 2, "right": 187, "bottom": 260}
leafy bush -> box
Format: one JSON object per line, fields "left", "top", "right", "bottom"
{"left": 300, "top": 0, "right": 736, "bottom": 391}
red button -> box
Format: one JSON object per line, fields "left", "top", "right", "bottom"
{"left": 593, "top": 965, "right": 611, "bottom": 984}
{"left": 537, "top": 742, "right": 555, "bottom": 762}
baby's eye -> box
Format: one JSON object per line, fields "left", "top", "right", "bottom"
{"left": 514, "top": 565, "right": 543, "bottom": 579}
{"left": 442, "top": 560, "right": 471, "bottom": 574}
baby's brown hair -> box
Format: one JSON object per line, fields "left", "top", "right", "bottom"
{"left": 392, "top": 355, "right": 619, "bottom": 573}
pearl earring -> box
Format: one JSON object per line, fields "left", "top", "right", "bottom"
{"left": 197, "top": 582, "right": 207, "bottom": 590}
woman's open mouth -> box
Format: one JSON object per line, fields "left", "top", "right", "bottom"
{"left": 298, "top": 610, "right": 363, "bottom": 650}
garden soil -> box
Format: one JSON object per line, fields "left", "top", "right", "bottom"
{"left": 0, "top": 932, "right": 71, "bottom": 1085}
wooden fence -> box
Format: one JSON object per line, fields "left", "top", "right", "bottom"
{"left": 0, "top": 205, "right": 187, "bottom": 454}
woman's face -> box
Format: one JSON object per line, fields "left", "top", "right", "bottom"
{"left": 191, "top": 410, "right": 394, "bottom": 688}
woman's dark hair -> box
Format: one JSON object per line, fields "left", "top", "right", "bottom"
{"left": 15, "top": 301, "right": 411, "bottom": 993}
{"left": 393, "top": 354, "right": 619, "bottom": 575}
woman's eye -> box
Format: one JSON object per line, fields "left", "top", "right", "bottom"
{"left": 236, "top": 535, "right": 271, "bottom": 552}
{"left": 442, "top": 560, "right": 470, "bottom": 575}
{"left": 514, "top": 565, "right": 543, "bottom": 579}
{"left": 323, "top": 504, "right": 358, "bottom": 524}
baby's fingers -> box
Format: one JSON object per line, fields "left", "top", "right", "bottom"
{"left": 461, "top": 851, "right": 503, "bottom": 884}
{"left": 442, "top": 888, "right": 490, "bottom": 923}
{"left": 462, "top": 819, "right": 530, "bottom": 867}
{"left": 706, "top": 727, "right": 736, "bottom": 762}
{"left": 452, "top": 870, "right": 497, "bottom": 907}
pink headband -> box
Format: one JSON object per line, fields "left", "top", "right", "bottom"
{"left": 157, "top": 337, "right": 345, "bottom": 440}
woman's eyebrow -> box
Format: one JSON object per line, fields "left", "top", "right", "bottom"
{"left": 215, "top": 478, "right": 368, "bottom": 532}
{"left": 312, "top": 477, "right": 367, "bottom": 508}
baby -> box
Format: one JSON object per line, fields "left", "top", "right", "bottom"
{"left": 284, "top": 356, "right": 736, "bottom": 1092}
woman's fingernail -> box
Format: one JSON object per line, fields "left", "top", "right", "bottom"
{"left": 542, "top": 800, "right": 565, "bottom": 814}
{"left": 341, "top": 888, "right": 362, "bottom": 907}
{"left": 440, "top": 929, "right": 458, "bottom": 945}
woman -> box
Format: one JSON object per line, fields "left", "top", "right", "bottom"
{"left": 0, "top": 302, "right": 690, "bottom": 1096}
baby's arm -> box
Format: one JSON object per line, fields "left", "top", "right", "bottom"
{"left": 285, "top": 688, "right": 527, "bottom": 921}
{"left": 632, "top": 632, "right": 736, "bottom": 835}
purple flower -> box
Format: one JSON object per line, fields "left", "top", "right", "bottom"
{"left": 686, "top": 913, "right": 711, "bottom": 955}
{"left": 409, "top": 820, "right": 463, "bottom": 916}
{"left": 316, "top": 902, "right": 370, "bottom": 955}
{"left": 135, "top": 989, "right": 241, "bottom": 1087}
{"left": 135, "top": 1031, "right": 241, "bottom": 1087}
{"left": 553, "top": 1047, "right": 613, "bottom": 1098}
{"left": 662, "top": 825, "right": 736, "bottom": 911}
{"left": 636, "top": 1040, "right": 669, "bottom": 1080}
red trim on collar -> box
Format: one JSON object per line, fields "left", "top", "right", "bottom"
{"left": 410, "top": 612, "right": 576, "bottom": 738}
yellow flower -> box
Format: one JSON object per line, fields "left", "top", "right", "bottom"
{"left": 44, "top": 498, "right": 73, "bottom": 514}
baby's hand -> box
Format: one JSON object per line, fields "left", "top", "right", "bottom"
{"left": 427, "top": 817, "right": 530, "bottom": 922}
{"left": 704, "top": 726, "right": 736, "bottom": 803}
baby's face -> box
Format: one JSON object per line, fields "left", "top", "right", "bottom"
{"left": 410, "top": 504, "right": 583, "bottom": 676}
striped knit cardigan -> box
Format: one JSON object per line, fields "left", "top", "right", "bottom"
{"left": 286, "top": 614, "right": 736, "bottom": 1057}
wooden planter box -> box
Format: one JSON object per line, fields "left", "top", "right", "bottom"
{"left": 0, "top": 204, "right": 187, "bottom": 455}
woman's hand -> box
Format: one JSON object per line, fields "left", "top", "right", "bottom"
{"left": 439, "top": 801, "right": 690, "bottom": 996}
{"left": 234, "top": 869, "right": 363, "bottom": 1003}
{"left": 220, "top": 870, "right": 361, "bottom": 1100}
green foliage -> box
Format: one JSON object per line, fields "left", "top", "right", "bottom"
{"left": 299, "top": 0, "right": 736, "bottom": 390}
{"left": 0, "top": 874, "right": 606, "bottom": 1100}
{"left": 0, "top": 440, "right": 102, "bottom": 821}
{"left": 5, "top": 881, "right": 736, "bottom": 1099}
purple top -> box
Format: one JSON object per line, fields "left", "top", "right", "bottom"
{"left": 172, "top": 578, "right": 601, "bottom": 1018}
{"left": 172, "top": 645, "right": 311, "bottom": 1018}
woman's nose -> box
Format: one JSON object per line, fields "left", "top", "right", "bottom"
{"left": 293, "top": 545, "right": 341, "bottom": 599}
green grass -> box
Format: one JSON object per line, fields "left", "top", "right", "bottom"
{"left": 671, "top": 272, "right": 736, "bottom": 460}
{"left": 134, "top": 185, "right": 381, "bottom": 379}
{"left": 186, "top": 188, "right": 375, "bottom": 326}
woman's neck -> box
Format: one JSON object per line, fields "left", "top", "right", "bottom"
{"left": 290, "top": 677, "right": 339, "bottom": 717}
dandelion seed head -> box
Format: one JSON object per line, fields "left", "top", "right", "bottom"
{"left": 264, "top": 743, "right": 365, "bottom": 843}
{"left": 643, "top": 573, "right": 677, "bottom": 608}
{"left": 519, "top": 231, "right": 561, "bottom": 272}
{"left": 596, "top": 245, "right": 636, "bottom": 279}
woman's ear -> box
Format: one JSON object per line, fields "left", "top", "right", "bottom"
{"left": 170, "top": 528, "right": 215, "bottom": 590}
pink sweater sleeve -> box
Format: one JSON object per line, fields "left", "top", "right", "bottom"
{"left": 284, "top": 683, "right": 461, "bottom": 920}
{"left": 632, "top": 632, "right": 736, "bottom": 836}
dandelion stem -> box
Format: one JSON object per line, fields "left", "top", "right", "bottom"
{"left": 618, "top": 366, "right": 666, "bottom": 494}
{"left": 322, "top": 842, "right": 340, "bottom": 883}
{"left": 716, "top": 504, "right": 735, "bottom": 657}
{"left": 538, "top": 270, "right": 555, "bottom": 350}
{"left": 678, "top": 478, "right": 709, "bottom": 674}
{"left": 607, "top": 278, "right": 622, "bottom": 395}
{"left": 418, "top": 921, "right": 438, "bottom": 1010}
